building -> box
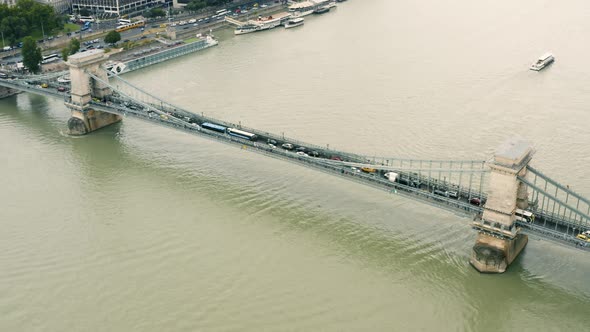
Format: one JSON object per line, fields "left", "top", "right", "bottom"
{"left": 0, "top": 0, "right": 17, "bottom": 6}
{"left": 35, "top": 0, "right": 72, "bottom": 14}
{"left": 71, "top": 0, "right": 172, "bottom": 16}
{"left": 1, "top": 1, "right": 71, "bottom": 13}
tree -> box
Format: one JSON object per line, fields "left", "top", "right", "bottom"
{"left": 186, "top": 1, "right": 207, "bottom": 12}
{"left": 146, "top": 8, "right": 166, "bottom": 18}
{"left": 21, "top": 36, "right": 42, "bottom": 73}
{"left": 104, "top": 30, "right": 121, "bottom": 45}
{"left": 69, "top": 38, "right": 80, "bottom": 54}
{"left": 79, "top": 8, "right": 90, "bottom": 17}
{"left": 61, "top": 47, "right": 68, "bottom": 61}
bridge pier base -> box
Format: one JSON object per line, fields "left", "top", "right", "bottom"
{"left": 0, "top": 86, "right": 19, "bottom": 99}
{"left": 470, "top": 137, "right": 535, "bottom": 273}
{"left": 470, "top": 233, "right": 528, "bottom": 273}
{"left": 68, "top": 109, "right": 121, "bottom": 135}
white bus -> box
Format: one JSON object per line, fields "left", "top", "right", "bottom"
{"left": 515, "top": 209, "right": 534, "bottom": 223}
{"left": 213, "top": 9, "right": 230, "bottom": 19}
{"left": 118, "top": 19, "right": 131, "bottom": 25}
{"left": 79, "top": 16, "right": 95, "bottom": 23}
{"left": 41, "top": 54, "right": 60, "bottom": 64}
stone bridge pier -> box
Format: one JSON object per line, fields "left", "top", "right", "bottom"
{"left": 470, "top": 138, "right": 534, "bottom": 273}
{"left": 65, "top": 50, "right": 120, "bottom": 135}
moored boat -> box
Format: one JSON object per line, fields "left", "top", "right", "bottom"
{"left": 285, "top": 17, "right": 304, "bottom": 29}
{"left": 314, "top": 6, "right": 330, "bottom": 14}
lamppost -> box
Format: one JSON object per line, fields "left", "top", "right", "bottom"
{"left": 40, "top": 19, "right": 45, "bottom": 41}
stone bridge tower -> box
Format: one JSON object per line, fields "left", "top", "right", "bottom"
{"left": 65, "top": 49, "right": 121, "bottom": 135}
{"left": 470, "top": 137, "right": 534, "bottom": 273}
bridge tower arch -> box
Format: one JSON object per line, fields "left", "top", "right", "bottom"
{"left": 470, "top": 137, "right": 534, "bottom": 273}
{"left": 65, "top": 50, "right": 121, "bottom": 135}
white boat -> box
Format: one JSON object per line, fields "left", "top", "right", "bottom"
{"left": 234, "top": 13, "right": 291, "bottom": 35}
{"left": 289, "top": 0, "right": 331, "bottom": 17}
{"left": 285, "top": 17, "right": 304, "bottom": 29}
{"left": 57, "top": 75, "right": 71, "bottom": 83}
{"left": 530, "top": 53, "right": 554, "bottom": 71}
{"left": 235, "top": 24, "right": 261, "bottom": 35}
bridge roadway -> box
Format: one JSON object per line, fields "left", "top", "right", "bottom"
{"left": 1, "top": 73, "right": 589, "bottom": 249}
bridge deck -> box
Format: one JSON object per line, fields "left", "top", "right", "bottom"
{"left": 1, "top": 72, "right": 589, "bottom": 250}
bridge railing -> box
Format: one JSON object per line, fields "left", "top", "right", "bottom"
{"left": 519, "top": 165, "right": 590, "bottom": 233}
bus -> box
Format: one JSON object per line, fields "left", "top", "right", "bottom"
{"left": 118, "top": 19, "right": 131, "bottom": 25}
{"left": 41, "top": 54, "right": 60, "bottom": 64}
{"left": 115, "top": 21, "right": 145, "bottom": 32}
{"left": 79, "top": 16, "right": 95, "bottom": 23}
{"left": 515, "top": 209, "right": 534, "bottom": 223}
{"left": 227, "top": 128, "right": 258, "bottom": 141}
{"left": 212, "top": 9, "right": 230, "bottom": 19}
{"left": 201, "top": 122, "right": 227, "bottom": 133}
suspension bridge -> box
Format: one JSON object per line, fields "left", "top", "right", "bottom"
{"left": 0, "top": 49, "right": 588, "bottom": 273}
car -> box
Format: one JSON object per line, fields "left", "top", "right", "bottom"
{"left": 123, "top": 39, "right": 130, "bottom": 43}
{"left": 308, "top": 151, "right": 320, "bottom": 157}
{"left": 267, "top": 139, "right": 277, "bottom": 144}
{"left": 188, "top": 19, "right": 196, "bottom": 24}
{"left": 330, "top": 156, "right": 342, "bottom": 161}
{"left": 576, "top": 231, "right": 590, "bottom": 242}
{"left": 41, "top": 83, "right": 48, "bottom": 88}
{"left": 434, "top": 189, "right": 448, "bottom": 197}
{"left": 295, "top": 146, "right": 306, "bottom": 152}
{"left": 361, "top": 167, "right": 377, "bottom": 173}
{"left": 282, "top": 143, "right": 294, "bottom": 150}
{"left": 469, "top": 197, "right": 481, "bottom": 206}
{"left": 57, "top": 86, "right": 67, "bottom": 92}
{"left": 140, "top": 35, "right": 148, "bottom": 39}
{"left": 448, "top": 191, "right": 459, "bottom": 199}
{"left": 97, "top": 45, "right": 104, "bottom": 49}
{"left": 296, "top": 151, "right": 308, "bottom": 157}
{"left": 268, "top": 144, "right": 277, "bottom": 149}
{"left": 261, "top": 4, "right": 268, "bottom": 8}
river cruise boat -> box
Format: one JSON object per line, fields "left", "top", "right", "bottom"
{"left": 529, "top": 53, "right": 554, "bottom": 71}
{"left": 234, "top": 13, "right": 291, "bottom": 35}
{"left": 289, "top": 0, "right": 331, "bottom": 17}
{"left": 285, "top": 17, "right": 304, "bottom": 29}
{"left": 314, "top": 6, "right": 330, "bottom": 14}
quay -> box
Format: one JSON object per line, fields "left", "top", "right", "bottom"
{"left": 105, "top": 35, "right": 218, "bottom": 75}
{"left": 0, "top": 44, "right": 588, "bottom": 273}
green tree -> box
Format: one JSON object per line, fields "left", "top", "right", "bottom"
{"left": 104, "top": 30, "right": 121, "bottom": 45}
{"left": 61, "top": 47, "right": 69, "bottom": 61}
{"left": 186, "top": 0, "right": 207, "bottom": 12}
{"left": 21, "top": 36, "right": 42, "bottom": 73}
{"left": 79, "top": 8, "right": 90, "bottom": 17}
{"left": 146, "top": 8, "right": 166, "bottom": 18}
{"left": 69, "top": 38, "right": 80, "bottom": 54}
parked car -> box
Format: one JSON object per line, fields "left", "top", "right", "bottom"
{"left": 282, "top": 143, "right": 294, "bottom": 150}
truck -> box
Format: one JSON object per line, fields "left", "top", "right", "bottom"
{"left": 384, "top": 172, "right": 399, "bottom": 182}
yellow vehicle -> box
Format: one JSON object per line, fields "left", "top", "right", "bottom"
{"left": 41, "top": 83, "right": 48, "bottom": 88}
{"left": 361, "top": 167, "right": 377, "bottom": 173}
{"left": 576, "top": 231, "right": 590, "bottom": 242}
{"left": 160, "top": 23, "right": 167, "bottom": 28}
